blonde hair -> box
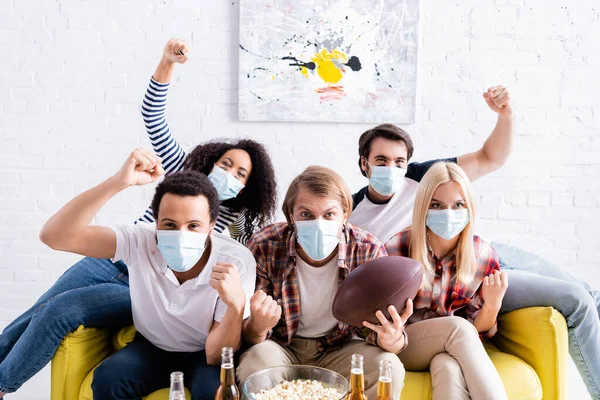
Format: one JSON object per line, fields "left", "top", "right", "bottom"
{"left": 282, "top": 166, "right": 353, "bottom": 225}
{"left": 411, "top": 162, "right": 477, "bottom": 289}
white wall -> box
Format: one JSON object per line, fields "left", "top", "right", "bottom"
{"left": 0, "top": 0, "right": 598, "bottom": 398}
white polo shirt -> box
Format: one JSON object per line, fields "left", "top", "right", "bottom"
{"left": 111, "top": 223, "right": 256, "bottom": 352}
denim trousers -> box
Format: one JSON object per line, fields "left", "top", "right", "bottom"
{"left": 92, "top": 333, "right": 220, "bottom": 400}
{"left": 492, "top": 242, "right": 600, "bottom": 400}
{"left": 0, "top": 257, "right": 132, "bottom": 394}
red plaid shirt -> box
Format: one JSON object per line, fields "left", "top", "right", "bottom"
{"left": 247, "top": 222, "right": 387, "bottom": 351}
{"left": 385, "top": 229, "right": 500, "bottom": 339}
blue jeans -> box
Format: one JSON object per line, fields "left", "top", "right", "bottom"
{"left": 492, "top": 242, "right": 600, "bottom": 400}
{"left": 0, "top": 257, "right": 132, "bottom": 394}
{"left": 92, "top": 333, "right": 220, "bottom": 400}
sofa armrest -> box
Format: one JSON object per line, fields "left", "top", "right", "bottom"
{"left": 51, "top": 325, "right": 114, "bottom": 400}
{"left": 493, "top": 307, "right": 569, "bottom": 400}
{"left": 112, "top": 325, "right": 137, "bottom": 350}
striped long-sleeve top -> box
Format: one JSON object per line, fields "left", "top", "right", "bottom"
{"left": 137, "top": 78, "right": 251, "bottom": 244}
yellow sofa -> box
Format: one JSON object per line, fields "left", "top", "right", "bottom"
{"left": 51, "top": 307, "right": 568, "bottom": 400}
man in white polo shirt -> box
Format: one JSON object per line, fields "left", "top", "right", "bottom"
{"left": 39, "top": 148, "right": 256, "bottom": 400}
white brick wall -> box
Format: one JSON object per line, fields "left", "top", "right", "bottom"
{"left": 0, "top": 0, "right": 598, "bottom": 398}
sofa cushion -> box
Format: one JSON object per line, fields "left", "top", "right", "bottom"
{"left": 401, "top": 371, "right": 432, "bottom": 399}
{"left": 486, "top": 343, "right": 542, "bottom": 400}
{"left": 51, "top": 326, "right": 113, "bottom": 400}
{"left": 113, "top": 325, "right": 137, "bottom": 350}
{"left": 495, "top": 307, "right": 568, "bottom": 400}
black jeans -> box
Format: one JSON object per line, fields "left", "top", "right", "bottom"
{"left": 91, "top": 334, "right": 220, "bottom": 400}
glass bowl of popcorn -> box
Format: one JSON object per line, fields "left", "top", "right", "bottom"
{"left": 242, "top": 365, "right": 349, "bottom": 400}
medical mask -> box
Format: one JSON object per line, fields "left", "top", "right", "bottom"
{"left": 157, "top": 230, "right": 209, "bottom": 273}
{"left": 295, "top": 219, "right": 341, "bottom": 261}
{"left": 368, "top": 164, "right": 407, "bottom": 196}
{"left": 425, "top": 209, "right": 470, "bottom": 240}
{"left": 208, "top": 165, "right": 245, "bottom": 201}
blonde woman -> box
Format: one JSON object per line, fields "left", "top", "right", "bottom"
{"left": 384, "top": 162, "right": 508, "bottom": 400}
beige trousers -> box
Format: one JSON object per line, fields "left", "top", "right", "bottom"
{"left": 237, "top": 337, "right": 405, "bottom": 399}
{"left": 399, "top": 316, "right": 508, "bottom": 400}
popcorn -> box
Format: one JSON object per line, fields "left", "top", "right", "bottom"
{"left": 251, "top": 379, "right": 343, "bottom": 400}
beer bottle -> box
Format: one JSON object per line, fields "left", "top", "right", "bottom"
{"left": 376, "top": 359, "right": 392, "bottom": 400}
{"left": 214, "top": 347, "right": 240, "bottom": 400}
{"left": 169, "top": 371, "right": 186, "bottom": 400}
{"left": 345, "top": 354, "right": 367, "bottom": 400}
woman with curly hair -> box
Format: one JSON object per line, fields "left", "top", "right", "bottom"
{"left": 0, "top": 41, "right": 277, "bottom": 397}
{"left": 140, "top": 39, "right": 277, "bottom": 243}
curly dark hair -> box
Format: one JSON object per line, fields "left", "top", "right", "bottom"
{"left": 183, "top": 139, "right": 277, "bottom": 235}
{"left": 151, "top": 170, "right": 220, "bottom": 223}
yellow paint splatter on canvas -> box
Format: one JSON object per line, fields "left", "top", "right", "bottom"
{"left": 311, "top": 49, "right": 348, "bottom": 84}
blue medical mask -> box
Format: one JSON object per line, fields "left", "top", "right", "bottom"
{"left": 294, "top": 219, "right": 341, "bottom": 261}
{"left": 368, "top": 164, "right": 407, "bottom": 196}
{"left": 208, "top": 165, "right": 245, "bottom": 201}
{"left": 425, "top": 209, "right": 470, "bottom": 240}
{"left": 157, "top": 230, "right": 209, "bottom": 273}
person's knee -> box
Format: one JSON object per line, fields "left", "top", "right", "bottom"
{"left": 561, "top": 284, "right": 597, "bottom": 325}
{"left": 446, "top": 316, "right": 479, "bottom": 339}
{"left": 92, "top": 362, "right": 122, "bottom": 398}
{"left": 236, "top": 340, "right": 282, "bottom": 383}
{"left": 367, "top": 350, "right": 405, "bottom": 392}
{"left": 31, "top": 298, "right": 83, "bottom": 338}
{"left": 377, "top": 351, "right": 405, "bottom": 380}
{"left": 390, "top": 354, "right": 405, "bottom": 385}
{"left": 35, "top": 285, "right": 127, "bottom": 330}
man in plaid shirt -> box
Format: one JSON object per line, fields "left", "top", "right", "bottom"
{"left": 236, "top": 166, "right": 407, "bottom": 399}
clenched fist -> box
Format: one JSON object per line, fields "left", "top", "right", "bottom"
{"left": 247, "top": 290, "right": 282, "bottom": 336}
{"left": 484, "top": 86, "right": 513, "bottom": 118}
{"left": 482, "top": 270, "right": 508, "bottom": 310}
{"left": 114, "top": 148, "right": 164, "bottom": 188}
{"left": 210, "top": 262, "right": 246, "bottom": 312}
{"left": 162, "top": 38, "right": 190, "bottom": 65}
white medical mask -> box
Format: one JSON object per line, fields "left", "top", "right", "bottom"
{"left": 208, "top": 165, "right": 245, "bottom": 201}
{"left": 295, "top": 219, "right": 341, "bottom": 261}
{"left": 425, "top": 209, "right": 470, "bottom": 240}
{"left": 157, "top": 230, "right": 209, "bottom": 272}
{"left": 368, "top": 163, "right": 407, "bottom": 196}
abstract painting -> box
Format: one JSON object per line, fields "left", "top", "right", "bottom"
{"left": 238, "top": 0, "right": 419, "bottom": 123}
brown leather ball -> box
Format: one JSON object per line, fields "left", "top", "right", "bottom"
{"left": 332, "top": 256, "right": 423, "bottom": 327}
